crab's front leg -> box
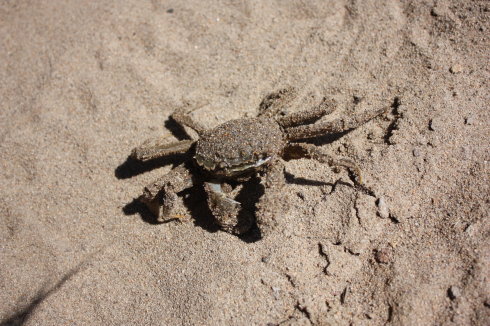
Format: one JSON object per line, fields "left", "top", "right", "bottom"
{"left": 204, "top": 182, "right": 254, "bottom": 235}
{"left": 140, "top": 163, "right": 195, "bottom": 222}
{"left": 255, "top": 159, "right": 287, "bottom": 237}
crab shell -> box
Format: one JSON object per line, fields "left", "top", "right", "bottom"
{"left": 194, "top": 117, "right": 285, "bottom": 178}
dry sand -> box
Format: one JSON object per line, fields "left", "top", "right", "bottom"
{"left": 1, "top": 0, "right": 489, "bottom": 325}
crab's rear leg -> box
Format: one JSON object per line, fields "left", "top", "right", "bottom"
{"left": 258, "top": 87, "right": 338, "bottom": 127}
{"left": 285, "top": 106, "right": 387, "bottom": 141}
{"left": 140, "top": 163, "right": 195, "bottom": 222}
{"left": 283, "top": 143, "right": 376, "bottom": 196}
{"left": 276, "top": 97, "right": 337, "bottom": 128}
{"left": 257, "top": 87, "right": 298, "bottom": 118}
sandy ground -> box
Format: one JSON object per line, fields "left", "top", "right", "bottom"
{"left": 0, "top": 0, "right": 489, "bottom": 325}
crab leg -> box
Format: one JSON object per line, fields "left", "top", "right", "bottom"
{"left": 140, "top": 163, "right": 195, "bottom": 222}
{"left": 257, "top": 87, "right": 297, "bottom": 118}
{"left": 276, "top": 98, "right": 337, "bottom": 128}
{"left": 131, "top": 138, "right": 194, "bottom": 161}
{"left": 283, "top": 143, "right": 363, "bottom": 185}
{"left": 255, "top": 159, "right": 287, "bottom": 237}
{"left": 285, "top": 106, "right": 387, "bottom": 140}
{"left": 171, "top": 107, "right": 207, "bottom": 138}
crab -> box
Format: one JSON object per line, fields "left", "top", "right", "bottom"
{"left": 130, "top": 88, "right": 386, "bottom": 235}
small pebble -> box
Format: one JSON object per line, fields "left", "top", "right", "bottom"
{"left": 449, "top": 64, "right": 463, "bottom": 74}
{"left": 430, "top": 6, "right": 443, "bottom": 17}
{"left": 377, "top": 197, "right": 390, "bottom": 219}
{"left": 448, "top": 286, "right": 461, "bottom": 300}
{"left": 261, "top": 256, "right": 270, "bottom": 263}
{"left": 465, "top": 116, "right": 475, "bottom": 125}
{"left": 166, "top": 8, "right": 174, "bottom": 13}
{"left": 374, "top": 248, "right": 392, "bottom": 264}
{"left": 272, "top": 287, "right": 281, "bottom": 300}
{"left": 429, "top": 118, "right": 440, "bottom": 131}
{"left": 413, "top": 148, "right": 421, "bottom": 157}
{"left": 430, "top": 8, "right": 438, "bottom": 17}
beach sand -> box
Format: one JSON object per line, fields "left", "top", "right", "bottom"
{"left": 1, "top": 1, "right": 489, "bottom": 325}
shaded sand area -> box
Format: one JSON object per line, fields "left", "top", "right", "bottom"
{"left": 1, "top": 1, "right": 489, "bottom": 325}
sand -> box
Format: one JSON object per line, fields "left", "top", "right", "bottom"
{"left": 0, "top": 0, "right": 489, "bottom": 325}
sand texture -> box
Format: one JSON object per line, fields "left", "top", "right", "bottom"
{"left": 1, "top": 0, "right": 489, "bottom": 325}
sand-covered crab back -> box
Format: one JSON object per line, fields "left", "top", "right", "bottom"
{"left": 194, "top": 117, "right": 285, "bottom": 176}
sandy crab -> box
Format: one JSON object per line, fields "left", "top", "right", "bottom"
{"left": 130, "top": 89, "right": 386, "bottom": 235}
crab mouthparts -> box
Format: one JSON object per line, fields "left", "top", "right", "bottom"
{"left": 228, "top": 157, "right": 271, "bottom": 173}
{"left": 194, "top": 154, "right": 272, "bottom": 176}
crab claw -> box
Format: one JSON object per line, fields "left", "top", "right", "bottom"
{"left": 204, "top": 182, "right": 254, "bottom": 234}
